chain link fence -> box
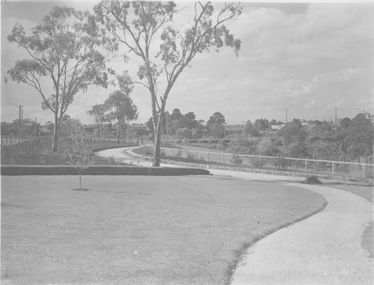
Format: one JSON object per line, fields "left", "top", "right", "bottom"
{"left": 1, "top": 135, "right": 139, "bottom": 146}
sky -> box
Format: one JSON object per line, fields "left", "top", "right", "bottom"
{"left": 1, "top": 0, "right": 374, "bottom": 126}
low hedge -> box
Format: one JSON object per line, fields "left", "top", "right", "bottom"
{"left": 1, "top": 165, "right": 210, "bottom": 176}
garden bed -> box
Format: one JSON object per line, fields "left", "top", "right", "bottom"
{"left": 1, "top": 139, "right": 137, "bottom": 165}
{"left": 1, "top": 165, "right": 210, "bottom": 176}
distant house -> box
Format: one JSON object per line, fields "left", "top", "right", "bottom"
{"left": 269, "top": 124, "right": 285, "bottom": 133}
{"left": 130, "top": 124, "right": 148, "bottom": 137}
{"left": 130, "top": 123, "right": 147, "bottom": 131}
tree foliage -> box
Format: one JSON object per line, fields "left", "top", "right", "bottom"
{"left": 94, "top": 0, "right": 241, "bottom": 166}
{"left": 254, "top": 118, "right": 270, "bottom": 133}
{"left": 59, "top": 116, "right": 83, "bottom": 138}
{"left": 104, "top": 90, "right": 138, "bottom": 143}
{"left": 1, "top": 118, "right": 41, "bottom": 137}
{"left": 87, "top": 104, "right": 107, "bottom": 138}
{"left": 344, "top": 113, "right": 373, "bottom": 156}
{"left": 278, "top": 119, "right": 307, "bottom": 145}
{"left": 206, "top": 112, "right": 226, "bottom": 138}
{"left": 7, "top": 6, "right": 109, "bottom": 151}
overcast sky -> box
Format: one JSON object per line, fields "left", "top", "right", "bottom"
{"left": 1, "top": 0, "right": 373, "bottom": 125}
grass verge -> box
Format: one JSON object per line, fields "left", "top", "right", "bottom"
{"left": 1, "top": 176, "right": 326, "bottom": 285}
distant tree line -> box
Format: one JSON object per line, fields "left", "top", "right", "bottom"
{"left": 140, "top": 109, "right": 373, "bottom": 160}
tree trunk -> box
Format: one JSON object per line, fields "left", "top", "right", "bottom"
{"left": 153, "top": 123, "right": 162, "bottom": 167}
{"left": 97, "top": 121, "right": 101, "bottom": 138}
{"left": 117, "top": 122, "right": 120, "bottom": 144}
{"left": 52, "top": 113, "right": 59, "bottom": 152}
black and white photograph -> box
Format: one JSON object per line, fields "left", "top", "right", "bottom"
{"left": 1, "top": 0, "right": 373, "bottom": 284}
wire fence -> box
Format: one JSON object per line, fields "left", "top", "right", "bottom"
{"left": 1, "top": 135, "right": 141, "bottom": 146}
{"left": 1, "top": 135, "right": 35, "bottom": 145}
{"left": 160, "top": 147, "right": 374, "bottom": 179}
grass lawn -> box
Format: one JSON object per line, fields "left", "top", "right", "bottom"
{"left": 1, "top": 175, "right": 326, "bottom": 285}
{"left": 324, "top": 183, "right": 373, "bottom": 203}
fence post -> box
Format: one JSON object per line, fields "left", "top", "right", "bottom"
{"left": 332, "top": 162, "right": 335, "bottom": 175}
{"left": 305, "top": 160, "right": 307, "bottom": 172}
{"left": 207, "top": 152, "right": 210, "bottom": 162}
{"left": 363, "top": 164, "right": 366, "bottom": 178}
{"left": 222, "top": 153, "right": 225, "bottom": 164}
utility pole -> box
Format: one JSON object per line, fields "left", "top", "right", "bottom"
{"left": 18, "top": 105, "right": 23, "bottom": 142}
{"left": 335, "top": 107, "right": 338, "bottom": 127}
{"left": 286, "top": 109, "right": 288, "bottom": 124}
{"left": 21, "top": 107, "right": 23, "bottom": 140}
{"left": 34, "top": 118, "right": 38, "bottom": 139}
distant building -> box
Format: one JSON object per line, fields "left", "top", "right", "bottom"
{"left": 130, "top": 123, "right": 147, "bottom": 132}
{"left": 130, "top": 124, "right": 148, "bottom": 137}
{"left": 269, "top": 124, "right": 285, "bottom": 133}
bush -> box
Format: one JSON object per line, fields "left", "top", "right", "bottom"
{"left": 160, "top": 151, "right": 166, "bottom": 158}
{"left": 216, "top": 140, "right": 227, "bottom": 150}
{"left": 1, "top": 140, "right": 137, "bottom": 165}
{"left": 186, "top": 152, "right": 196, "bottom": 162}
{"left": 263, "top": 145, "right": 282, "bottom": 157}
{"left": 199, "top": 156, "right": 206, "bottom": 163}
{"left": 273, "top": 156, "right": 289, "bottom": 169}
{"left": 191, "top": 128, "right": 203, "bottom": 139}
{"left": 304, "top": 175, "right": 322, "bottom": 184}
{"left": 174, "top": 150, "right": 183, "bottom": 158}
{"left": 251, "top": 157, "right": 266, "bottom": 168}
{"left": 176, "top": 128, "right": 192, "bottom": 139}
{"left": 231, "top": 154, "right": 243, "bottom": 166}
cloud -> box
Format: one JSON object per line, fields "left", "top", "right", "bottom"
{"left": 304, "top": 100, "right": 316, "bottom": 110}
{"left": 1, "top": 1, "right": 373, "bottom": 125}
{"left": 312, "top": 67, "right": 373, "bottom": 85}
{"left": 230, "top": 3, "right": 373, "bottom": 67}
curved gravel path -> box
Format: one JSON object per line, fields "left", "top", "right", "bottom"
{"left": 97, "top": 147, "right": 373, "bottom": 284}
{"left": 231, "top": 183, "right": 373, "bottom": 285}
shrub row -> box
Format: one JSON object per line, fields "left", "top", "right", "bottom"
{"left": 1, "top": 165, "right": 210, "bottom": 176}
{"left": 1, "top": 140, "right": 138, "bottom": 165}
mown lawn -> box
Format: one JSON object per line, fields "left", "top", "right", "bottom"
{"left": 1, "top": 175, "right": 326, "bottom": 285}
